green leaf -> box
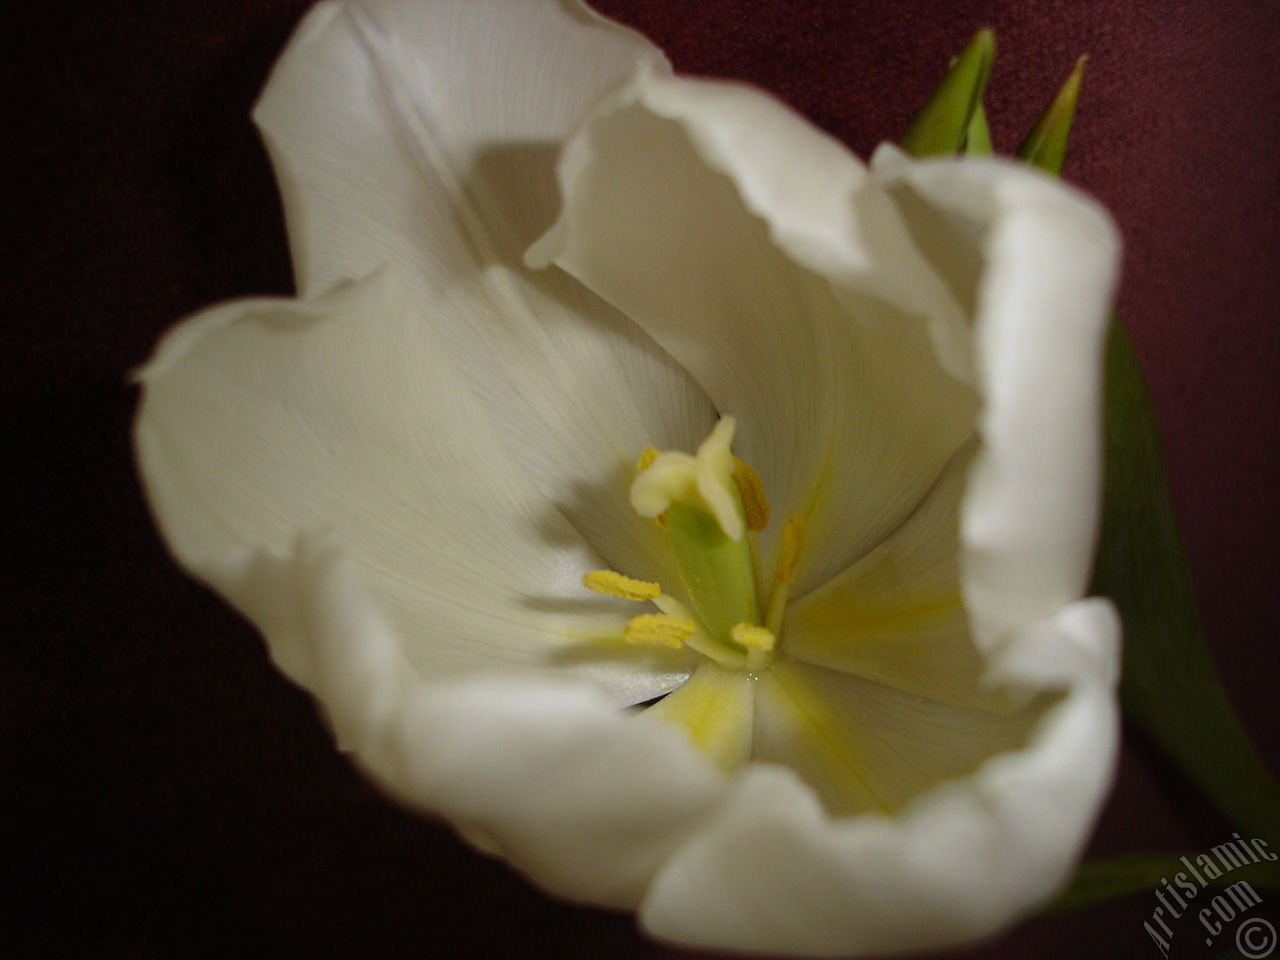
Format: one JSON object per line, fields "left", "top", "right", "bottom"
{"left": 960, "top": 101, "right": 993, "bottom": 155}
{"left": 1017, "top": 55, "right": 1087, "bottom": 175}
{"left": 900, "top": 29, "right": 995, "bottom": 158}
{"left": 1041, "top": 852, "right": 1280, "bottom": 916}
{"left": 1093, "top": 319, "right": 1280, "bottom": 844}
{"left": 1017, "top": 58, "right": 1280, "bottom": 846}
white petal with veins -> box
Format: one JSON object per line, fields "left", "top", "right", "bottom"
{"left": 783, "top": 442, "right": 1020, "bottom": 713}
{"left": 528, "top": 67, "right": 978, "bottom": 595}
{"left": 264, "top": 532, "right": 729, "bottom": 910}
{"left": 136, "top": 269, "right": 690, "bottom": 703}
{"left": 254, "top": 0, "right": 716, "bottom": 589}
{"left": 640, "top": 602, "right": 1119, "bottom": 956}
{"left": 872, "top": 144, "right": 1121, "bottom": 651}
{"left": 135, "top": 4, "right": 1126, "bottom": 953}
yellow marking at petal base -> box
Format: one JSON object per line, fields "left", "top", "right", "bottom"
{"left": 731, "top": 622, "right": 776, "bottom": 652}
{"left": 758, "top": 660, "right": 888, "bottom": 816}
{"left": 783, "top": 586, "right": 1025, "bottom": 712}
{"left": 799, "top": 590, "right": 964, "bottom": 638}
{"left": 623, "top": 613, "right": 696, "bottom": 648}
{"left": 644, "top": 663, "right": 755, "bottom": 772}
{"left": 582, "top": 570, "right": 661, "bottom": 601}
{"left": 731, "top": 457, "right": 769, "bottom": 532}
{"left": 776, "top": 514, "right": 807, "bottom": 586}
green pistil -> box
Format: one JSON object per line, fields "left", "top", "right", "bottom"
{"left": 665, "top": 494, "right": 760, "bottom": 648}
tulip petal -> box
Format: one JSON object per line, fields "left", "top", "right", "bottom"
{"left": 528, "top": 69, "right": 978, "bottom": 593}
{"left": 240, "top": 531, "right": 729, "bottom": 909}
{"left": 641, "top": 601, "right": 1120, "bottom": 956}
{"left": 753, "top": 657, "right": 1046, "bottom": 817}
{"left": 871, "top": 146, "right": 1121, "bottom": 650}
{"left": 642, "top": 662, "right": 755, "bottom": 773}
{"left": 781, "top": 442, "right": 1018, "bottom": 713}
{"left": 252, "top": 0, "right": 716, "bottom": 589}
{"left": 135, "top": 269, "right": 691, "bottom": 704}
{"left": 392, "top": 672, "right": 729, "bottom": 909}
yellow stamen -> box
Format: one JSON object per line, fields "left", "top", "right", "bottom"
{"left": 776, "top": 514, "right": 807, "bottom": 586}
{"left": 623, "top": 613, "right": 696, "bottom": 648}
{"left": 730, "top": 622, "right": 776, "bottom": 652}
{"left": 653, "top": 594, "right": 746, "bottom": 668}
{"left": 766, "top": 514, "right": 807, "bottom": 635}
{"left": 582, "top": 570, "right": 661, "bottom": 601}
{"left": 732, "top": 456, "right": 770, "bottom": 533}
{"left": 637, "top": 447, "right": 668, "bottom": 528}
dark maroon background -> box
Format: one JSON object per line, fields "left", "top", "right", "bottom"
{"left": 7, "top": 0, "right": 1278, "bottom": 957}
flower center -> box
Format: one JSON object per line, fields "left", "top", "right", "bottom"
{"left": 583, "top": 417, "right": 804, "bottom": 672}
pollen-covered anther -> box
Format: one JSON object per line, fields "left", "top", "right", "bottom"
{"left": 582, "top": 570, "right": 661, "bottom": 601}
{"left": 732, "top": 456, "right": 769, "bottom": 533}
{"left": 623, "top": 613, "right": 697, "bottom": 648}
{"left": 730, "top": 622, "right": 776, "bottom": 652}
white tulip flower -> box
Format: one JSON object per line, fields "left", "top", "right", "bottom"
{"left": 134, "top": 0, "right": 1123, "bottom": 954}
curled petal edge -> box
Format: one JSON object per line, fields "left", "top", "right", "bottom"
{"left": 202, "top": 526, "right": 1118, "bottom": 957}
{"left": 139, "top": 41, "right": 1124, "bottom": 953}
{"left": 871, "top": 144, "right": 1122, "bottom": 655}
{"left": 192, "top": 531, "right": 729, "bottom": 911}
{"left": 638, "top": 600, "right": 1121, "bottom": 957}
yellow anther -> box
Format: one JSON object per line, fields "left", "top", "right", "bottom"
{"left": 732, "top": 456, "right": 769, "bottom": 533}
{"left": 582, "top": 570, "right": 661, "bottom": 601}
{"left": 730, "top": 622, "right": 776, "bottom": 652}
{"left": 623, "top": 613, "right": 696, "bottom": 648}
{"left": 776, "top": 514, "right": 807, "bottom": 586}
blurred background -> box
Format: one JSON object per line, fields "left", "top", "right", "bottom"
{"left": 7, "top": 0, "right": 1278, "bottom": 956}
